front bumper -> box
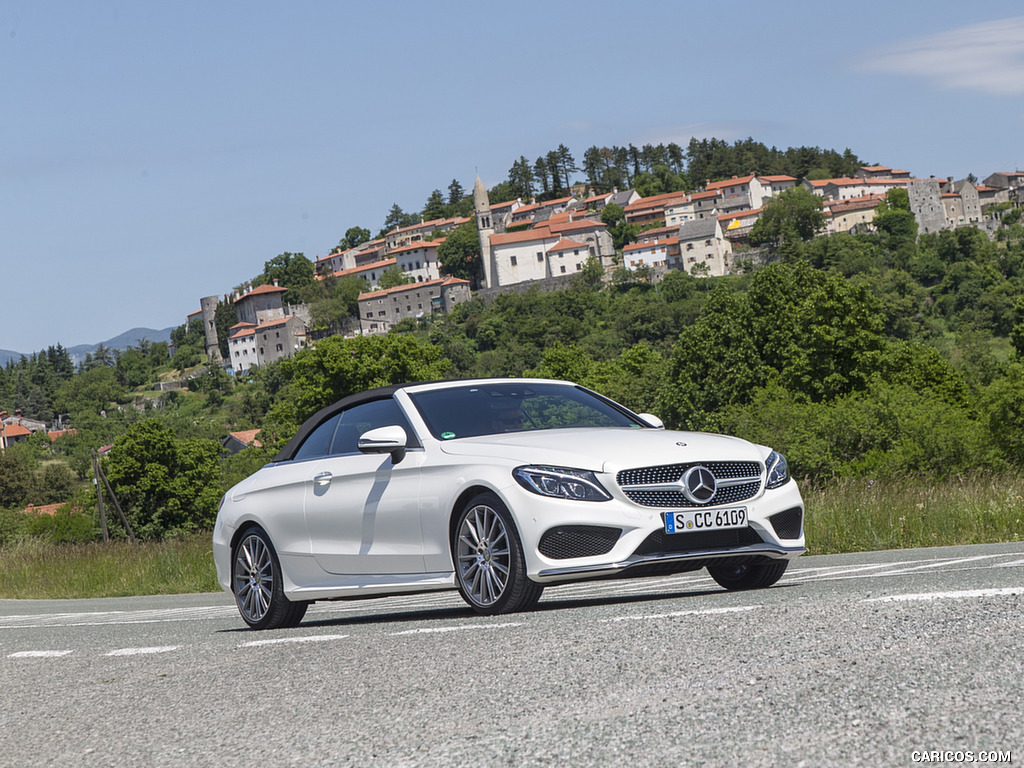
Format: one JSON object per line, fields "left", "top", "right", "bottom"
{"left": 505, "top": 478, "right": 806, "bottom": 584}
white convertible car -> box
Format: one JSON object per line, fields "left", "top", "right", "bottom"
{"left": 213, "top": 378, "right": 805, "bottom": 629}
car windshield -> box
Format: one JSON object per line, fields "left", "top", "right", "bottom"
{"left": 408, "top": 382, "right": 646, "bottom": 440}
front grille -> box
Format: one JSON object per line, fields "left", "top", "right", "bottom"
{"left": 538, "top": 525, "right": 621, "bottom": 560}
{"left": 634, "top": 526, "right": 764, "bottom": 556}
{"left": 769, "top": 506, "right": 803, "bottom": 539}
{"left": 617, "top": 461, "right": 762, "bottom": 508}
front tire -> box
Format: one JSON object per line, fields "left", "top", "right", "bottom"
{"left": 232, "top": 527, "right": 308, "bottom": 630}
{"left": 453, "top": 493, "right": 543, "bottom": 615}
{"left": 707, "top": 559, "right": 788, "bottom": 591}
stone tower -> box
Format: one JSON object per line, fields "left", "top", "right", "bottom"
{"left": 199, "top": 295, "right": 223, "bottom": 365}
{"left": 473, "top": 175, "right": 495, "bottom": 289}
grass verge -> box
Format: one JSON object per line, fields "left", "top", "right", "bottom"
{"left": 1, "top": 475, "right": 1022, "bottom": 599}
{"left": 803, "top": 473, "right": 1024, "bottom": 553}
{"left": 0, "top": 534, "right": 219, "bottom": 599}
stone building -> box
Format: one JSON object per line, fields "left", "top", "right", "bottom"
{"left": 358, "top": 275, "right": 471, "bottom": 335}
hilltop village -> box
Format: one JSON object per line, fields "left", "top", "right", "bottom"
{"left": 187, "top": 166, "right": 1024, "bottom": 376}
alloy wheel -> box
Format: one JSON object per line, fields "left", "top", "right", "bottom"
{"left": 234, "top": 533, "right": 274, "bottom": 625}
{"left": 456, "top": 503, "right": 511, "bottom": 606}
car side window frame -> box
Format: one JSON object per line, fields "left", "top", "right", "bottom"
{"left": 291, "top": 413, "right": 342, "bottom": 462}
{"left": 327, "top": 398, "right": 422, "bottom": 457}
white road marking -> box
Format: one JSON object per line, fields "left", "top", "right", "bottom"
{"left": 241, "top": 633, "right": 349, "bottom": 648}
{"left": 390, "top": 622, "right": 522, "bottom": 636}
{"left": 7, "top": 650, "right": 74, "bottom": 658}
{"left": 784, "top": 554, "right": 1020, "bottom": 584}
{"left": 862, "top": 587, "right": 1024, "bottom": 603}
{"left": 0, "top": 605, "right": 237, "bottom": 629}
{"left": 105, "top": 645, "right": 180, "bottom": 656}
{"left": 601, "top": 605, "right": 761, "bottom": 623}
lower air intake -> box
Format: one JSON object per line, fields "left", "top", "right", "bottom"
{"left": 769, "top": 507, "right": 803, "bottom": 540}
{"left": 538, "top": 525, "right": 621, "bottom": 560}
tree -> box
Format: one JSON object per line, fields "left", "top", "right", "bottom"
{"left": 508, "top": 156, "right": 534, "bottom": 200}
{"left": 342, "top": 226, "right": 370, "bottom": 250}
{"left": 437, "top": 220, "right": 481, "bottom": 282}
{"left": 601, "top": 203, "right": 639, "bottom": 251}
{"left": 309, "top": 276, "right": 368, "bottom": 336}
{"left": 422, "top": 189, "right": 446, "bottom": 221}
{"left": 447, "top": 179, "right": 466, "bottom": 206}
{"left": 1012, "top": 297, "right": 1024, "bottom": 359}
{"left": 556, "top": 144, "right": 578, "bottom": 191}
{"left": 376, "top": 266, "right": 414, "bottom": 290}
{"left": 53, "top": 365, "right": 125, "bottom": 419}
{"left": 215, "top": 299, "right": 238, "bottom": 359}
{"left": 533, "top": 156, "right": 550, "bottom": 197}
{"left": 264, "top": 335, "right": 451, "bottom": 437}
{"left": 258, "top": 252, "right": 315, "bottom": 293}
{"left": 749, "top": 186, "right": 825, "bottom": 257}
{"left": 545, "top": 150, "right": 564, "bottom": 196}
{"left": 102, "top": 420, "right": 223, "bottom": 539}
{"left": 0, "top": 444, "right": 35, "bottom": 508}
{"left": 381, "top": 203, "right": 418, "bottom": 235}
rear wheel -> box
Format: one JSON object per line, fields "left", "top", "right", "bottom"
{"left": 707, "top": 559, "right": 788, "bottom": 591}
{"left": 453, "top": 493, "right": 543, "bottom": 615}
{"left": 232, "top": 527, "right": 308, "bottom": 630}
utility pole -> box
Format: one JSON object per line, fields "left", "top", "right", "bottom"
{"left": 90, "top": 450, "right": 110, "bottom": 542}
{"left": 92, "top": 449, "right": 136, "bottom": 543}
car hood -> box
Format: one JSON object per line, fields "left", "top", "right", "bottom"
{"left": 436, "top": 427, "right": 766, "bottom": 472}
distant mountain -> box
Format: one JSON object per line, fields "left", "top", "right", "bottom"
{"left": 67, "top": 327, "right": 176, "bottom": 363}
{"left": 0, "top": 349, "right": 23, "bottom": 366}
{"left": 1, "top": 327, "right": 176, "bottom": 367}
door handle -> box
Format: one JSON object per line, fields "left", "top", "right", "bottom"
{"left": 313, "top": 472, "right": 333, "bottom": 487}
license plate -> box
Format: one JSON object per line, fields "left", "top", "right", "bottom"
{"left": 664, "top": 507, "right": 747, "bottom": 534}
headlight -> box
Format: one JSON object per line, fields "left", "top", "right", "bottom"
{"left": 513, "top": 466, "right": 612, "bottom": 501}
{"left": 765, "top": 451, "right": 790, "bottom": 489}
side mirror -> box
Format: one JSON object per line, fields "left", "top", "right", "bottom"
{"left": 358, "top": 425, "right": 408, "bottom": 463}
{"left": 637, "top": 413, "right": 665, "bottom": 429}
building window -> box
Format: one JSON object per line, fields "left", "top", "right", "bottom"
{"left": 536, "top": 252, "right": 543, "bottom": 261}
{"left": 560, "top": 265, "right": 566, "bottom": 273}
{"left": 510, "top": 255, "right": 517, "bottom": 266}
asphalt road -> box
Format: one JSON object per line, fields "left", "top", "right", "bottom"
{"left": 2, "top": 542, "right": 1022, "bottom": 768}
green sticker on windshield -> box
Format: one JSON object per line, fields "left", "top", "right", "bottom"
{"left": 441, "top": 431, "right": 456, "bottom": 440}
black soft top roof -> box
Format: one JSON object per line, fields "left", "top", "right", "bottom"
{"left": 272, "top": 382, "right": 409, "bottom": 462}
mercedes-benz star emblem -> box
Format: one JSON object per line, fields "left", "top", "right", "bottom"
{"left": 681, "top": 466, "right": 717, "bottom": 504}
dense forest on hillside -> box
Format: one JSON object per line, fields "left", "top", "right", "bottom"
{"left": 2, "top": 137, "right": 1023, "bottom": 543}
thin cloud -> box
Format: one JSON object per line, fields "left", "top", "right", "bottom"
{"left": 854, "top": 17, "right": 1024, "bottom": 96}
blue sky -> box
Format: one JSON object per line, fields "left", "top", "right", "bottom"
{"left": 3, "top": 1, "right": 1024, "bottom": 353}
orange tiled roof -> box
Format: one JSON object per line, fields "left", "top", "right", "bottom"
{"left": 547, "top": 238, "right": 587, "bottom": 253}
{"left": 2, "top": 423, "right": 31, "bottom": 438}
{"left": 706, "top": 174, "right": 755, "bottom": 191}
{"left": 229, "top": 429, "right": 262, "bottom": 447}
{"left": 718, "top": 207, "right": 763, "bottom": 222}
{"left": 490, "top": 226, "right": 559, "bottom": 246}
{"left": 328, "top": 258, "right": 398, "bottom": 279}
{"left": 229, "top": 324, "right": 257, "bottom": 339}
{"left": 623, "top": 237, "right": 679, "bottom": 252}
{"left": 235, "top": 284, "right": 287, "bottom": 303}
{"left": 624, "top": 191, "right": 688, "bottom": 211}
{"left": 358, "top": 275, "right": 470, "bottom": 302}
{"left": 389, "top": 240, "right": 440, "bottom": 255}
